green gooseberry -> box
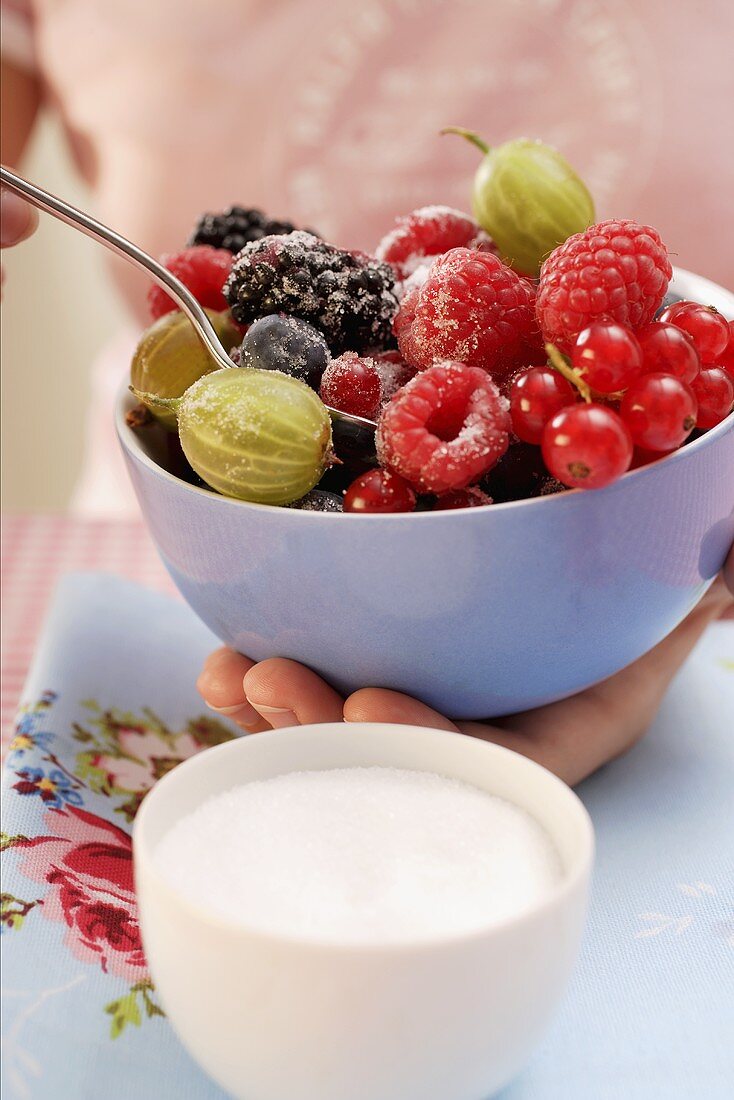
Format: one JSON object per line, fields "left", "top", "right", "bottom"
{"left": 130, "top": 309, "right": 241, "bottom": 430}
{"left": 443, "top": 128, "right": 595, "bottom": 276}
{"left": 133, "top": 368, "right": 333, "bottom": 506}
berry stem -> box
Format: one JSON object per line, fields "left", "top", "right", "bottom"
{"left": 545, "top": 343, "right": 593, "bottom": 403}
{"left": 129, "top": 386, "right": 182, "bottom": 415}
{"left": 440, "top": 127, "right": 491, "bottom": 155}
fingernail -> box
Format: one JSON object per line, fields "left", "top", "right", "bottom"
{"left": 1, "top": 191, "right": 36, "bottom": 245}
{"left": 206, "top": 700, "right": 260, "bottom": 724}
{"left": 250, "top": 704, "right": 299, "bottom": 729}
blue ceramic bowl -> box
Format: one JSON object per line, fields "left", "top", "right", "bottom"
{"left": 117, "top": 269, "right": 734, "bottom": 719}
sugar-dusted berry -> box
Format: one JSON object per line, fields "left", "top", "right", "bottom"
{"left": 376, "top": 361, "right": 510, "bottom": 494}
{"left": 344, "top": 469, "right": 416, "bottom": 513}
{"left": 372, "top": 350, "right": 416, "bottom": 407}
{"left": 238, "top": 314, "right": 331, "bottom": 386}
{"left": 189, "top": 206, "right": 315, "bottom": 253}
{"left": 224, "top": 231, "right": 398, "bottom": 354}
{"left": 288, "top": 490, "right": 344, "bottom": 513}
{"left": 394, "top": 249, "right": 540, "bottom": 379}
{"left": 320, "top": 353, "right": 382, "bottom": 419}
{"left": 376, "top": 206, "right": 494, "bottom": 279}
{"left": 148, "top": 246, "right": 233, "bottom": 320}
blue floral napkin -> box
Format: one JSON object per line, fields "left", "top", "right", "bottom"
{"left": 2, "top": 573, "right": 733, "bottom": 1099}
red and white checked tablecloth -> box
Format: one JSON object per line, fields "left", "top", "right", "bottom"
{"left": 1, "top": 513, "right": 175, "bottom": 748}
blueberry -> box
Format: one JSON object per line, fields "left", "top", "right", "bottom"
{"left": 237, "top": 314, "right": 331, "bottom": 386}
{"left": 288, "top": 490, "right": 343, "bottom": 512}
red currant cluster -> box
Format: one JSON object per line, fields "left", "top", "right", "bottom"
{"left": 509, "top": 303, "right": 734, "bottom": 490}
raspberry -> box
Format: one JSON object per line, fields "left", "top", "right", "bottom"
{"left": 376, "top": 205, "right": 495, "bottom": 279}
{"left": 376, "top": 361, "right": 510, "bottom": 494}
{"left": 148, "top": 246, "right": 232, "bottom": 321}
{"left": 320, "top": 353, "right": 382, "bottom": 419}
{"left": 536, "top": 219, "right": 672, "bottom": 351}
{"left": 224, "top": 232, "right": 398, "bottom": 354}
{"left": 188, "top": 206, "right": 315, "bottom": 253}
{"left": 394, "top": 249, "right": 541, "bottom": 379}
{"left": 372, "top": 350, "right": 417, "bottom": 406}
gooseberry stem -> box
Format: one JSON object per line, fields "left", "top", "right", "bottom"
{"left": 545, "top": 343, "right": 593, "bottom": 403}
{"left": 440, "top": 127, "right": 491, "bottom": 155}
{"left": 129, "top": 386, "right": 182, "bottom": 415}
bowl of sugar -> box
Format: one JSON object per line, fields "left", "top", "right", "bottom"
{"left": 134, "top": 722, "right": 594, "bottom": 1100}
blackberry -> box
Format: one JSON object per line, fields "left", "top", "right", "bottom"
{"left": 224, "top": 232, "right": 399, "bottom": 354}
{"left": 238, "top": 314, "right": 331, "bottom": 387}
{"left": 188, "top": 206, "right": 316, "bottom": 254}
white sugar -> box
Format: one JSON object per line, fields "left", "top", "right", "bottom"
{"left": 155, "top": 767, "right": 561, "bottom": 943}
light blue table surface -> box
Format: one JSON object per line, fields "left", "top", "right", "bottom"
{"left": 2, "top": 574, "right": 732, "bottom": 1099}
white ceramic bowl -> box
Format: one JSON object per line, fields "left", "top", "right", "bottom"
{"left": 134, "top": 723, "right": 594, "bottom": 1100}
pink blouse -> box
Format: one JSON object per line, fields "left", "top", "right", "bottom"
{"left": 3, "top": 0, "right": 733, "bottom": 515}
{"left": 5, "top": 0, "right": 734, "bottom": 300}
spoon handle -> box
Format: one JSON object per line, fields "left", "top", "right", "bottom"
{"left": 1, "top": 164, "right": 234, "bottom": 372}
{"left": 1, "top": 164, "right": 378, "bottom": 430}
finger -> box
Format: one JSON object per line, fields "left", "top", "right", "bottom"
{"left": 342, "top": 687, "right": 557, "bottom": 773}
{"left": 243, "top": 657, "right": 344, "bottom": 728}
{"left": 1, "top": 191, "right": 38, "bottom": 247}
{"left": 196, "top": 647, "right": 268, "bottom": 731}
{"left": 343, "top": 688, "right": 460, "bottom": 732}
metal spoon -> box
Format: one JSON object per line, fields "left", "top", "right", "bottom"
{"left": 0, "top": 164, "right": 378, "bottom": 431}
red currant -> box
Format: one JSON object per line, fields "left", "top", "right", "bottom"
{"left": 509, "top": 367, "right": 576, "bottom": 444}
{"left": 434, "top": 487, "right": 492, "bottom": 510}
{"left": 715, "top": 321, "right": 734, "bottom": 380}
{"left": 320, "top": 353, "right": 381, "bottom": 419}
{"left": 636, "top": 322, "right": 700, "bottom": 384}
{"left": 657, "top": 301, "right": 730, "bottom": 363}
{"left": 343, "top": 468, "right": 416, "bottom": 513}
{"left": 541, "top": 404, "right": 633, "bottom": 490}
{"left": 690, "top": 368, "right": 734, "bottom": 428}
{"left": 619, "top": 373, "right": 697, "bottom": 452}
{"left": 571, "top": 321, "right": 643, "bottom": 394}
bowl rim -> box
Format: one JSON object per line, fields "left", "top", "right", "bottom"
{"left": 133, "top": 722, "right": 595, "bottom": 954}
{"left": 117, "top": 264, "right": 734, "bottom": 521}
